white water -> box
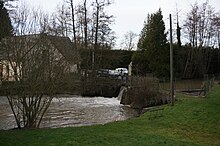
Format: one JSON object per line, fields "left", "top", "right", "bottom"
{"left": 0, "top": 96, "right": 138, "bottom": 130}
{"left": 117, "top": 87, "right": 127, "bottom": 101}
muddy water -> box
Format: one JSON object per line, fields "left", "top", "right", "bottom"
{"left": 0, "top": 96, "right": 139, "bottom": 130}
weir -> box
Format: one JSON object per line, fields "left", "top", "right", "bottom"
{"left": 117, "top": 86, "right": 127, "bottom": 102}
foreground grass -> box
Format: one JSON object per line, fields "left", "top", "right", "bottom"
{"left": 0, "top": 86, "right": 220, "bottom": 146}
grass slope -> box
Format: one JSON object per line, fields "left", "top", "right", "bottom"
{"left": 0, "top": 86, "right": 220, "bottom": 146}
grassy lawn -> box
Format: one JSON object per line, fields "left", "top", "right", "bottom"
{"left": 0, "top": 86, "right": 220, "bottom": 146}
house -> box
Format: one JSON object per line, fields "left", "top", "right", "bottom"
{"left": 0, "top": 60, "right": 21, "bottom": 82}
{"left": 0, "top": 45, "right": 21, "bottom": 82}
{"left": 0, "top": 34, "right": 80, "bottom": 84}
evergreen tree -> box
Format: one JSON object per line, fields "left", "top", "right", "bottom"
{"left": 176, "top": 22, "right": 181, "bottom": 48}
{"left": 0, "top": 0, "right": 13, "bottom": 41}
{"left": 134, "top": 9, "right": 169, "bottom": 77}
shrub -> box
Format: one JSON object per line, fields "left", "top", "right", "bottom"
{"left": 124, "top": 77, "right": 169, "bottom": 109}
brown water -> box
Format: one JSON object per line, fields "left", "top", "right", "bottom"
{"left": 0, "top": 96, "right": 139, "bottom": 130}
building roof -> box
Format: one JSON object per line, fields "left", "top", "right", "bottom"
{"left": 47, "top": 35, "right": 80, "bottom": 64}
{"left": 0, "top": 34, "right": 80, "bottom": 64}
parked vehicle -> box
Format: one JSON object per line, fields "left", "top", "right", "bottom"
{"left": 97, "top": 69, "right": 110, "bottom": 77}
{"left": 108, "top": 70, "right": 120, "bottom": 77}
{"left": 115, "top": 68, "right": 128, "bottom": 76}
{"left": 97, "top": 68, "right": 128, "bottom": 78}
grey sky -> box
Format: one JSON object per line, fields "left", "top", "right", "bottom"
{"left": 25, "top": 0, "right": 220, "bottom": 47}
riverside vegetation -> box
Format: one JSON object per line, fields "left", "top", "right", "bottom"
{"left": 0, "top": 86, "right": 220, "bottom": 146}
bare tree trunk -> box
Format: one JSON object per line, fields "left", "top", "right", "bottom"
{"left": 94, "top": 0, "right": 100, "bottom": 50}
{"left": 183, "top": 49, "right": 191, "bottom": 78}
{"left": 37, "top": 96, "right": 53, "bottom": 128}
{"left": 84, "top": 0, "right": 88, "bottom": 48}
{"left": 218, "top": 32, "right": 220, "bottom": 49}
{"left": 7, "top": 96, "right": 21, "bottom": 129}
{"left": 70, "top": 0, "right": 77, "bottom": 49}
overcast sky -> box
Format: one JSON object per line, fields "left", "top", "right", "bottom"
{"left": 24, "top": 0, "right": 220, "bottom": 48}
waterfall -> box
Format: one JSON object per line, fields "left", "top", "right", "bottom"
{"left": 117, "top": 86, "right": 127, "bottom": 101}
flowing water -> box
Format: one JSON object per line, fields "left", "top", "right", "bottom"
{"left": 0, "top": 96, "right": 139, "bottom": 130}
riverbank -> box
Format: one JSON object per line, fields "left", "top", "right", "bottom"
{"left": 0, "top": 86, "right": 220, "bottom": 145}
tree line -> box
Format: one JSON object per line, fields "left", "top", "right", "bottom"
{"left": 1, "top": 0, "right": 116, "bottom": 49}
{"left": 133, "top": 1, "right": 220, "bottom": 79}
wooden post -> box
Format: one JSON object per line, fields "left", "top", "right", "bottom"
{"left": 170, "top": 14, "right": 174, "bottom": 106}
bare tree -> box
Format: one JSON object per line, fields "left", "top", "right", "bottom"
{"left": 65, "top": 0, "right": 77, "bottom": 48}
{"left": 76, "top": 0, "right": 88, "bottom": 48}
{"left": 83, "top": 0, "right": 88, "bottom": 48}
{"left": 52, "top": 3, "right": 72, "bottom": 37}
{"left": 70, "top": 0, "right": 77, "bottom": 47}
{"left": 92, "top": 0, "right": 113, "bottom": 49}
{"left": 74, "top": 0, "right": 89, "bottom": 48}
{"left": 11, "top": 2, "right": 30, "bottom": 35}
{"left": 51, "top": 0, "right": 115, "bottom": 49}
{"left": 182, "top": 1, "right": 219, "bottom": 78}
{"left": 184, "top": 1, "right": 217, "bottom": 47}
{"left": 184, "top": 2, "right": 199, "bottom": 47}
{"left": 1, "top": 2, "right": 68, "bottom": 129}
{"left": 121, "top": 31, "right": 137, "bottom": 50}
{"left": 11, "top": 2, "right": 51, "bottom": 36}
{"left": 1, "top": 34, "right": 68, "bottom": 129}
{"left": 212, "top": 13, "right": 220, "bottom": 49}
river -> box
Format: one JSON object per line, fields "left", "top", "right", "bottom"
{"left": 0, "top": 96, "right": 139, "bottom": 130}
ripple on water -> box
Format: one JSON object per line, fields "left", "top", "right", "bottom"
{"left": 0, "top": 96, "right": 139, "bottom": 130}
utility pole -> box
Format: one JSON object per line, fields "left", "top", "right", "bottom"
{"left": 170, "top": 14, "right": 174, "bottom": 106}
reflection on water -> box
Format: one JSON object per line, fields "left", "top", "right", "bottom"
{"left": 0, "top": 96, "right": 139, "bottom": 130}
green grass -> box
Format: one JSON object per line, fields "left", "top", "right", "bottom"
{"left": 1, "top": 86, "right": 220, "bottom": 146}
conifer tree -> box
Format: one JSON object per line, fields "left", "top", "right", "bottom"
{"left": 134, "top": 9, "right": 169, "bottom": 77}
